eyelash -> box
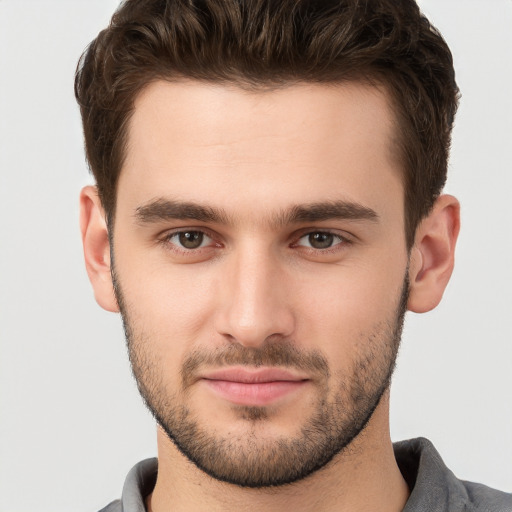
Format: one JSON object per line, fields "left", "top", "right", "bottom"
{"left": 160, "top": 229, "right": 219, "bottom": 254}
{"left": 159, "top": 228, "right": 352, "bottom": 256}
{"left": 292, "top": 231, "right": 350, "bottom": 252}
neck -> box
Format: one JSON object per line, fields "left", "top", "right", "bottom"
{"left": 147, "top": 391, "right": 408, "bottom": 512}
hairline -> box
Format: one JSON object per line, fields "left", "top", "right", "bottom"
{"left": 105, "top": 75, "right": 413, "bottom": 248}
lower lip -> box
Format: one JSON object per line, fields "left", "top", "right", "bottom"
{"left": 202, "top": 379, "right": 308, "bottom": 406}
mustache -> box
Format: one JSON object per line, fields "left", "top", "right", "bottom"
{"left": 181, "top": 340, "right": 329, "bottom": 389}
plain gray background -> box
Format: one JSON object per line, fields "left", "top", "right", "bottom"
{"left": 0, "top": 1, "right": 511, "bottom": 510}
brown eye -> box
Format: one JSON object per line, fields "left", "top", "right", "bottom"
{"left": 308, "top": 232, "right": 335, "bottom": 249}
{"left": 295, "top": 231, "right": 346, "bottom": 250}
{"left": 177, "top": 231, "right": 205, "bottom": 249}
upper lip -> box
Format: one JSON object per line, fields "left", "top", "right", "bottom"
{"left": 201, "top": 367, "right": 308, "bottom": 383}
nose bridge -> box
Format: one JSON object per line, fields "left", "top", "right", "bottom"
{"left": 215, "top": 241, "right": 295, "bottom": 346}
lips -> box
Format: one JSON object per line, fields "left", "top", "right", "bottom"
{"left": 201, "top": 367, "right": 309, "bottom": 406}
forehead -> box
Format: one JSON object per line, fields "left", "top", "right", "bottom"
{"left": 119, "top": 80, "right": 403, "bottom": 224}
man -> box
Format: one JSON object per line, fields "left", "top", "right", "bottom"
{"left": 76, "top": 0, "right": 511, "bottom": 510}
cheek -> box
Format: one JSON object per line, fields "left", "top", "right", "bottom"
{"left": 293, "top": 262, "right": 406, "bottom": 360}
{"left": 115, "top": 252, "right": 221, "bottom": 365}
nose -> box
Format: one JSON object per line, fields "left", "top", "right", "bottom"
{"left": 214, "top": 244, "right": 295, "bottom": 348}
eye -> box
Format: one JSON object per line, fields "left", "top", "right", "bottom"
{"left": 295, "top": 231, "right": 346, "bottom": 250}
{"left": 167, "top": 230, "right": 212, "bottom": 250}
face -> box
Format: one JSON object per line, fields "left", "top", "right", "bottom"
{"left": 112, "top": 81, "right": 410, "bottom": 487}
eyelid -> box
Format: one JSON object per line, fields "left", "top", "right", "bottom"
{"left": 156, "top": 226, "right": 354, "bottom": 257}
{"left": 291, "top": 228, "right": 353, "bottom": 247}
{"left": 159, "top": 227, "right": 221, "bottom": 252}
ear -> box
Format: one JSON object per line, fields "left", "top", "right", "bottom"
{"left": 79, "top": 186, "right": 119, "bottom": 312}
{"left": 407, "top": 194, "right": 460, "bottom": 313}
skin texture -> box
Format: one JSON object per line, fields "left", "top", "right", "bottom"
{"left": 80, "top": 81, "right": 460, "bottom": 512}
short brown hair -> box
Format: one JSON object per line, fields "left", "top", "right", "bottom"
{"left": 75, "top": 0, "right": 459, "bottom": 247}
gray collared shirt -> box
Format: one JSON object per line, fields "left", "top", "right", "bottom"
{"left": 99, "top": 438, "right": 512, "bottom": 511}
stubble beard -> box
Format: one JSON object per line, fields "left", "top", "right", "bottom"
{"left": 114, "top": 270, "right": 409, "bottom": 488}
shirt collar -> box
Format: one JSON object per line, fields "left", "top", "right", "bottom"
{"left": 121, "top": 457, "right": 157, "bottom": 512}
{"left": 119, "top": 437, "right": 471, "bottom": 511}
{"left": 395, "top": 437, "right": 470, "bottom": 512}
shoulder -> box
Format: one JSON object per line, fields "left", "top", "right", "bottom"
{"left": 97, "top": 499, "right": 121, "bottom": 512}
{"left": 462, "top": 480, "right": 512, "bottom": 512}
{"left": 395, "top": 437, "right": 512, "bottom": 512}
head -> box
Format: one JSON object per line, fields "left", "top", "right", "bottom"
{"left": 76, "top": 0, "right": 459, "bottom": 249}
{"left": 78, "top": 0, "right": 460, "bottom": 488}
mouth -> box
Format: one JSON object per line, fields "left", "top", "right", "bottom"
{"left": 200, "top": 367, "right": 310, "bottom": 407}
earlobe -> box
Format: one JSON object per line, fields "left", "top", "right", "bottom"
{"left": 79, "top": 186, "right": 119, "bottom": 313}
{"left": 407, "top": 194, "right": 460, "bottom": 313}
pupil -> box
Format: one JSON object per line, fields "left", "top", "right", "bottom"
{"left": 309, "top": 232, "right": 333, "bottom": 249}
{"left": 179, "top": 231, "right": 203, "bottom": 249}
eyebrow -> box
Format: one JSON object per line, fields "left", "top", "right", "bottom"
{"left": 134, "top": 198, "right": 379, "bottom": 227}
{"left": 282, "top": 201, "right": 378, "bottom": 225}
{"left": 135, "top": 199, "right": 230, "bottom": 224}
